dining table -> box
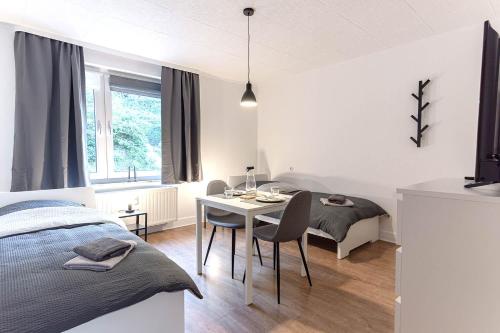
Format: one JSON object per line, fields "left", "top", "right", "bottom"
{"left": 195, "top": 193, "right": 309, "bottom": 305}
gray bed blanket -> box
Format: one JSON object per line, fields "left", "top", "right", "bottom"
{"left": 265, "top": 192, "right": 386, "bottom": 243}
{"left": 0, "top": 205, "right": 202, "bottom": 333}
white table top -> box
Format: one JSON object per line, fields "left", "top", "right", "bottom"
{"left": 196, "top": 194, "right": 290, "bottom": 215}
{"left": 397, "top": 178, "right": 500, "bottom": 203}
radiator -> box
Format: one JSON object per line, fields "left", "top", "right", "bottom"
{"left": 95, "top": 187, "right": 177, "bottom": 226}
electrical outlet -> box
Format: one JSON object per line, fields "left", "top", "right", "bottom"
{"left": 289, "top": 166, "right": 294, "bottom": 172}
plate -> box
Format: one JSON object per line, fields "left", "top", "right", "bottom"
{"left": 255, "top": 196, "right": 286, "bottom": 203}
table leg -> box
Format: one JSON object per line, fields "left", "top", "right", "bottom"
{"left": 196, "top": 200, "right": 203, "bottom": 275}
{"left": 135, "top": 215, "right": 139, "bottom": 236}
{"left": 245, "top": 212, "right": 254, "bottom": 305}
{"left": 203, "top": 205, "right": 207, "bottom": 229}
{"left": 300, "top": 232, "right": 308, "bottom": 277}
{"left": 144, "top": 213, "right": 148, "bottom": 242}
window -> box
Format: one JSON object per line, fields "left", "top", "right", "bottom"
{"left": 84, "top": 69, "right": 161, "bottom": 182}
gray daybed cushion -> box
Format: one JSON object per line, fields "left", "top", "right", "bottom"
{"left": 264, "top": 192, "right": 387, "bottom": 243}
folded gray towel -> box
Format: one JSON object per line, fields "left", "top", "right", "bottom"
{"left": 73, "top": 237, "right": 132, "bottom": 261}
{"left": 328, "top": 194, "right": 346, "bottom": 204}
{"left": 64, "top": 240, "right": 136, "bottom": 272}
{"left": 320, "top": 198, "right": 354, "bottom": 207}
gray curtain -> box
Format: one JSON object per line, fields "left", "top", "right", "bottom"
{"left": 161, "top": 67, "right": 202, "bottom": 183}
{"left": 11, "top": 32, "right": 89, "bottom": 191}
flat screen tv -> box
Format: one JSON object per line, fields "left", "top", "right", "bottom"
{"left": 466, "top": 21, "right": 500, "bottom": 188}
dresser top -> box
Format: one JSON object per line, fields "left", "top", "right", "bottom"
{"left": 397, "top": 178, "right": 500, "bottom": 203}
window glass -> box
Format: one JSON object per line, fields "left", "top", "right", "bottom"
{"left": 111, "top": 91, "right": 161, "bottom": 173}
{"left": 84, "top": 69, "right": 161, "bottom": 182}
{"left": 85, "top": 88, "right": 97, "bottom": 173}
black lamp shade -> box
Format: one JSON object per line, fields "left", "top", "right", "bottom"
{"left": 241, "top": 82, "right": 257, "bottom": 107}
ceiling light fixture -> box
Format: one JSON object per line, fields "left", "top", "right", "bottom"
{"left": 241, "top": 7, "right": 257, "bottom": 108}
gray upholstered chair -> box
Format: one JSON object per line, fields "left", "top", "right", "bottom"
{"left": 204, "top": 180, "right": 263, "bottom": 279}
{"left": 243, "top": 190, "right": 313, "bottom": 304}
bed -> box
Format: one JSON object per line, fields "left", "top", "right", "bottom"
{"left": 230, "top": 175, "right": 387, "bottom": 259}
{"left": 0, "top": 187, "right": 202, "bottom": 333}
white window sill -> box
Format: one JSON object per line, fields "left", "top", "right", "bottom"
{"left": 92, "top": 181, "right": 174, "bottom": 193}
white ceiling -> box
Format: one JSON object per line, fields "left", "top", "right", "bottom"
{"left": 0, "top": 0, "right": 498, "bottom": 82}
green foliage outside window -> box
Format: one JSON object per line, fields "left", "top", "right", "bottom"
{"left": 85, "top": 89, "right": 97, "bottom": 173}
{"left": 111, "top": 91, "right": 161, "bottom": 172}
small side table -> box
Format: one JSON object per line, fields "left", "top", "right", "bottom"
{"left": 117, "top": 210, "right": 148, "bottom": 242}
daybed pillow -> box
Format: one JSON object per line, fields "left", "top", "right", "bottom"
{"left": 257, "top": 182, "right": 300, "bottom": 194}
{"left": 234, "top": 180, "right": 276, "bottom": 191}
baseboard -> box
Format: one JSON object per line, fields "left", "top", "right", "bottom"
{"left": 135, "top": 216, "right": 196, "bottom": 235}
{"left": 171, "top": 216, "right": 196, "bottom": 226}
{"left": 380, "top": 229, "right": 396, "bottom": 243}
{"left": 158, "top": 216, "right": 196, "bottom": 231}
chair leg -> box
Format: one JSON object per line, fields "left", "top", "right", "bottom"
{"left": 231, "top": 229, "right": 236, "bottom": 279}
{"left": 273, "top": 242, "right": 276, "bottom": 270}
{"left": 254, "top": 237, "right": 263, "bottom": 266}
{"left": 276, "top": 242, "right": 280, "bottom": 304}
{"left": 297, "top": 239, "right": 312, "bottom": 287}
{"left": 204, "top": 226, "right": 216, "bottom": 266}
{"left": 242, "top": 270, "right": 245, "bottom": 284}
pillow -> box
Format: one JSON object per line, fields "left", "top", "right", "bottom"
{"left": 234, "top": 180, "right": 276, "bottom": 191}
{"left": 257, "top": 182, "right": 300, "bottom": 195}
{"left": 0, "top": 200, "right": 82, "bottom": 217}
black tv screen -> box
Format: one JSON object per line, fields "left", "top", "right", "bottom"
{"left": 469, "top": 21, "right": 500, "bottom": 188}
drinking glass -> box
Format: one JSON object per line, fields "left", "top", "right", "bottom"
{"left": 224, "top": 187, "right": 234, "bottom": 199}
{"left": 271, "top": 186, "right": 280, "bottom": 197}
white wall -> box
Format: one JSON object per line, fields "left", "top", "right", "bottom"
{"left": 257, "top": 23, "right": 485, "bottom": 242}
{"left": 0, "top": 24, "right": 257, "bottom": 226}
{"left": 0, "top": 23, "right": 15, "bottom": 190}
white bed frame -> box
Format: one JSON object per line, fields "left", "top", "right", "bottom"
{"left": 0, "top": 187, "right": 186, "bottom": 333}
{"left": 67, "top": 292, "right": 184, "bottom": 333}
{"left": 227, "top": 174, "right": 380, "bottom": 259}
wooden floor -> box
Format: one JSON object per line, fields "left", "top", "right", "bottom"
{"left": 148, "top": 224, "right": 396, "bottom": 333}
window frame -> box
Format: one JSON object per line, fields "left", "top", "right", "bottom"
{"left": 85, "top": 67, "right": 162, "bottom": 184}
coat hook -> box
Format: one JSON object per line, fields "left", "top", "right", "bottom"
{"left": 410, "top": 79, "right": 431, "bottom": 147}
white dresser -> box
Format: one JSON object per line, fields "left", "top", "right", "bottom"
{"left": 396, "top": 178, "right": 500, "bottom": 333}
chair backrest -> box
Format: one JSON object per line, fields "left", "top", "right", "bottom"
{"left": 227, "top": 173, "right": 269, "bottom": 188}
{"left": 206, "top": 180, "right": 231, "bottom": 216}
{"left": 271, "top": 191, "right": 312, "bottom": 243}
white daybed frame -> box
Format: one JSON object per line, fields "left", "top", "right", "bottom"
{"left": 228, "top": 174, "right": 379, "bottom": 259}
{"left": 0, "top": 187, "right": 185, "bottom": 333}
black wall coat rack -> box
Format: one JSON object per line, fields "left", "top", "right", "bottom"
{"left": 410, "top": 79, "right": 431, "bottom": 147}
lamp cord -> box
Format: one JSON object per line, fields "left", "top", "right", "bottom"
{"left": 247, "top": 14, "right": 250, "bottom": 83}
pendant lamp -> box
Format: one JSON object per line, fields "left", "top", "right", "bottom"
{"left": 241, "top": 8, "right": 257, "bottom": 107}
